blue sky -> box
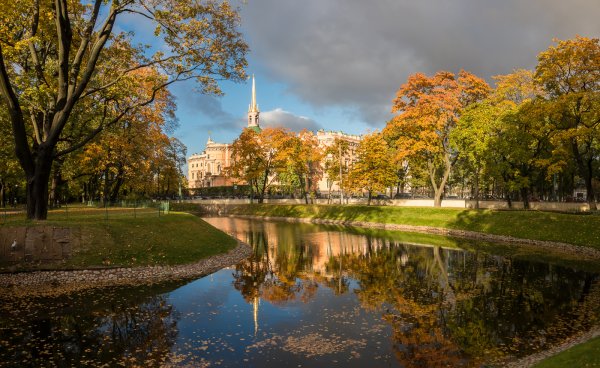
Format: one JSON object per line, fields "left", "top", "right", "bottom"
{"left": 120, "top": 0, "right": 600, "bottom": 159}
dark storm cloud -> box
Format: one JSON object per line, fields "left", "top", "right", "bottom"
{"left": 240, "top": 0, "right": 600, "bottom": 127}
{"left": 261, "top": 108, "right": 322, "bottom": 132}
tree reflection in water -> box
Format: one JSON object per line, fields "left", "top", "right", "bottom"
{"left": 213, "top": 217, "right": 600, "bottom": 366}
{"left": 0, "top": 284, "right": 181, "bottom": 367}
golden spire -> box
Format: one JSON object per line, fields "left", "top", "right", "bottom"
{"left": 249, "top": 74, "right": 259, "bottom": 113}
{"left": 253, "top": 295, "right": 259, "bottom": 336}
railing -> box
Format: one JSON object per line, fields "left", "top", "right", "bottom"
{"left": 1, "top": 200, "right": 170, "bottom": 224}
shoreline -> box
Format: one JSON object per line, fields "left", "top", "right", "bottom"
{"left": 228, "top": 214, "right": 600, "bottom": 260}
{"left": 0, "top": 241, "right": 252, "bottom": 297}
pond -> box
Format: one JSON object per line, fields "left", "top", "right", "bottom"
{"left": 1, "top": 217, "right": 599, "bottom": 367}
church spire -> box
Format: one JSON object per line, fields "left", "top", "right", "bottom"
{"left": 250, "top": 74, "right": 258, "bottom": 113}
{"left": 247, "top": 74, "right": 260, "bottom": 130}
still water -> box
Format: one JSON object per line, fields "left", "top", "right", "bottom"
{"left": 1, "top": 217, "right": 599, "bottom": 367}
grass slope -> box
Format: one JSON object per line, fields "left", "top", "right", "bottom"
{"left": 225, "top": 204, "right": 600, "bottom": 249}
{"left": 1, "top": 211, "right": 237, "bottom": 269}
{"left": 533, "top": 336, "right": 600, "bottom": 368}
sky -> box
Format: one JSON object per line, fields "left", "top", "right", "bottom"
{"left": 131, "top": 0, "right": 600, "bottom": 159}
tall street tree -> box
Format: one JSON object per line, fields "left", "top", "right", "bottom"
{"left": 385, "top": 70, "right": 490, "bottom": 207}
{"left": 452, "top": 69, "right": 551, "bottom": 209}
{"left": 0, "top": 0, "right": 247, "bottom": 219}
{"left": 534, "top": 36, "right": 600, "bottom": 210}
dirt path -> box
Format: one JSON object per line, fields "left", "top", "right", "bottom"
{"left": 0, "top": 241, "right": 251, "bottom": 297}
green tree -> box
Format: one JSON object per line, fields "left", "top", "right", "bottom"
{"left": 452, "top": 69, "right": 550, "bottom": 209}
{"left": 534, "top": 36, "right": 600, "bottom": 210}
{"left": 0, "top": 0, "right": 247, "bottom": 219}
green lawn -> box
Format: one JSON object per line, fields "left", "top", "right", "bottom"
{"left": 533, "top": 336, "right": 600, "bottom": 368}
{"left": 1, "top": 211, "right": 238, "bottom": 269}
{"left": 219, "top": 204, "right": 600, "bottom": 249}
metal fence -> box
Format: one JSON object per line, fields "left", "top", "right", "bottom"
{"left": 1, "top": 200, "right": 170, "bottom": 224}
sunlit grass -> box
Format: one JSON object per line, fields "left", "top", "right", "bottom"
{"left": 1, "top": 211, "right": 238, "bottom": 269}
{"left": 533, "top": 336, "right": 600, "bottom": 368}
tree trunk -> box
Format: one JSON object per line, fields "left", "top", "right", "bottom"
{"left": 299, "top": 175, "right": 308, "bottom": 204}
{"left": 429, "top": 155, "right": 452, "bottom": 208}
{"left": 474, "top": 165, "right": 480, "bottom": 210}
{"left": 433, "top": 190, "right": 443, "bottom": 207}
{"left": 572, "top": 140, "right": 597, "bottom": 210}
{"left": 26, "top": 146, "right": 54, "bottom": 220}
{"left": 0, "top": 180, "right": 4, "bottom": 208}
{"left": 367, "top": 191, "right": 372, "bottom": 206}
{"left": 584, "top": 162, "right": 597, "bottom": 210}
{"left": 521, "top": 187, "right": 530, "bottom": 210}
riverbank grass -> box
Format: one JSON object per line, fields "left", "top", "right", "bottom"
{"left": 533, "top": 336, "right": 600, "bottom": 367}
{"left": 1, "top": 211, "right": 237, "bottom": 270}
{"left": 222, "top": 204, "right": 600, "bottom": 249}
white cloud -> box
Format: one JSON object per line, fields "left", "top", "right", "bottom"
{"left": 260, "top": 108, "right": 322, "bottom": 132}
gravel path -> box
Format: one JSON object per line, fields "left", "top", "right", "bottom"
{"left": 0, "top": 241, "right": 252, "bottom": 297}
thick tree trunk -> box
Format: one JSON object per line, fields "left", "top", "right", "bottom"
{"left": 27, "top": 146, "right": 54, "bottom": 220}
{"left": 433, "top": 190, "right": 443, "bottom": 207}
{"left": 367, "top": 191, "right": 372, "bottom": 206}
{"left": 429, "top": 156, "right": 451, "bottom": 208}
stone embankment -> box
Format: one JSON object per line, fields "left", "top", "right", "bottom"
{"left": 0, "top": 241, "right": 252, "bottom": 297}
{"left": 233, "top": 214, "right": 600, "bottom": 260}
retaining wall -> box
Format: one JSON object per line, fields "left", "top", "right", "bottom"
{"left": 185, "top": 198, "right": 591, "bottom": 212}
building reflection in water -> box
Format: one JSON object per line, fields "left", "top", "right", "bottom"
{"left": 207, "top": 216, "right": 600, "bottom": 366}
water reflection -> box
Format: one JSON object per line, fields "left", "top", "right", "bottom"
{"left": 0, "top": 283, "right": 183, "bottom": 367}
{"left": 207, "top": 217, "right": 600, "bottom": 366}
{"left": 1, "top": 217, "right": 598, "bottom": 367}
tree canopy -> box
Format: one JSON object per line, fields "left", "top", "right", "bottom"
{"left": 0, "top": 0, "right": 247, "bottom": 218}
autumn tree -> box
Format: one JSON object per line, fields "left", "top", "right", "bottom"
{"left": 0, "top": 0, "right": 247, "bottom": 219}
{"left": 534, "top": 36, "right": 600, "bottom": 210}
{"left": 228, "top": 127, "right": 291, "bottom": 203}
{"left": 347, "top": 131, "right": 396, "bottom": 205}
{"left": 385, "top": 70, "right": 490, "bottom": 207}
{"left": 323, "top": 138, "right": 350, "bottom": 204}
{"left": 279, "top": 130, "right": 323, "bottom": 203}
